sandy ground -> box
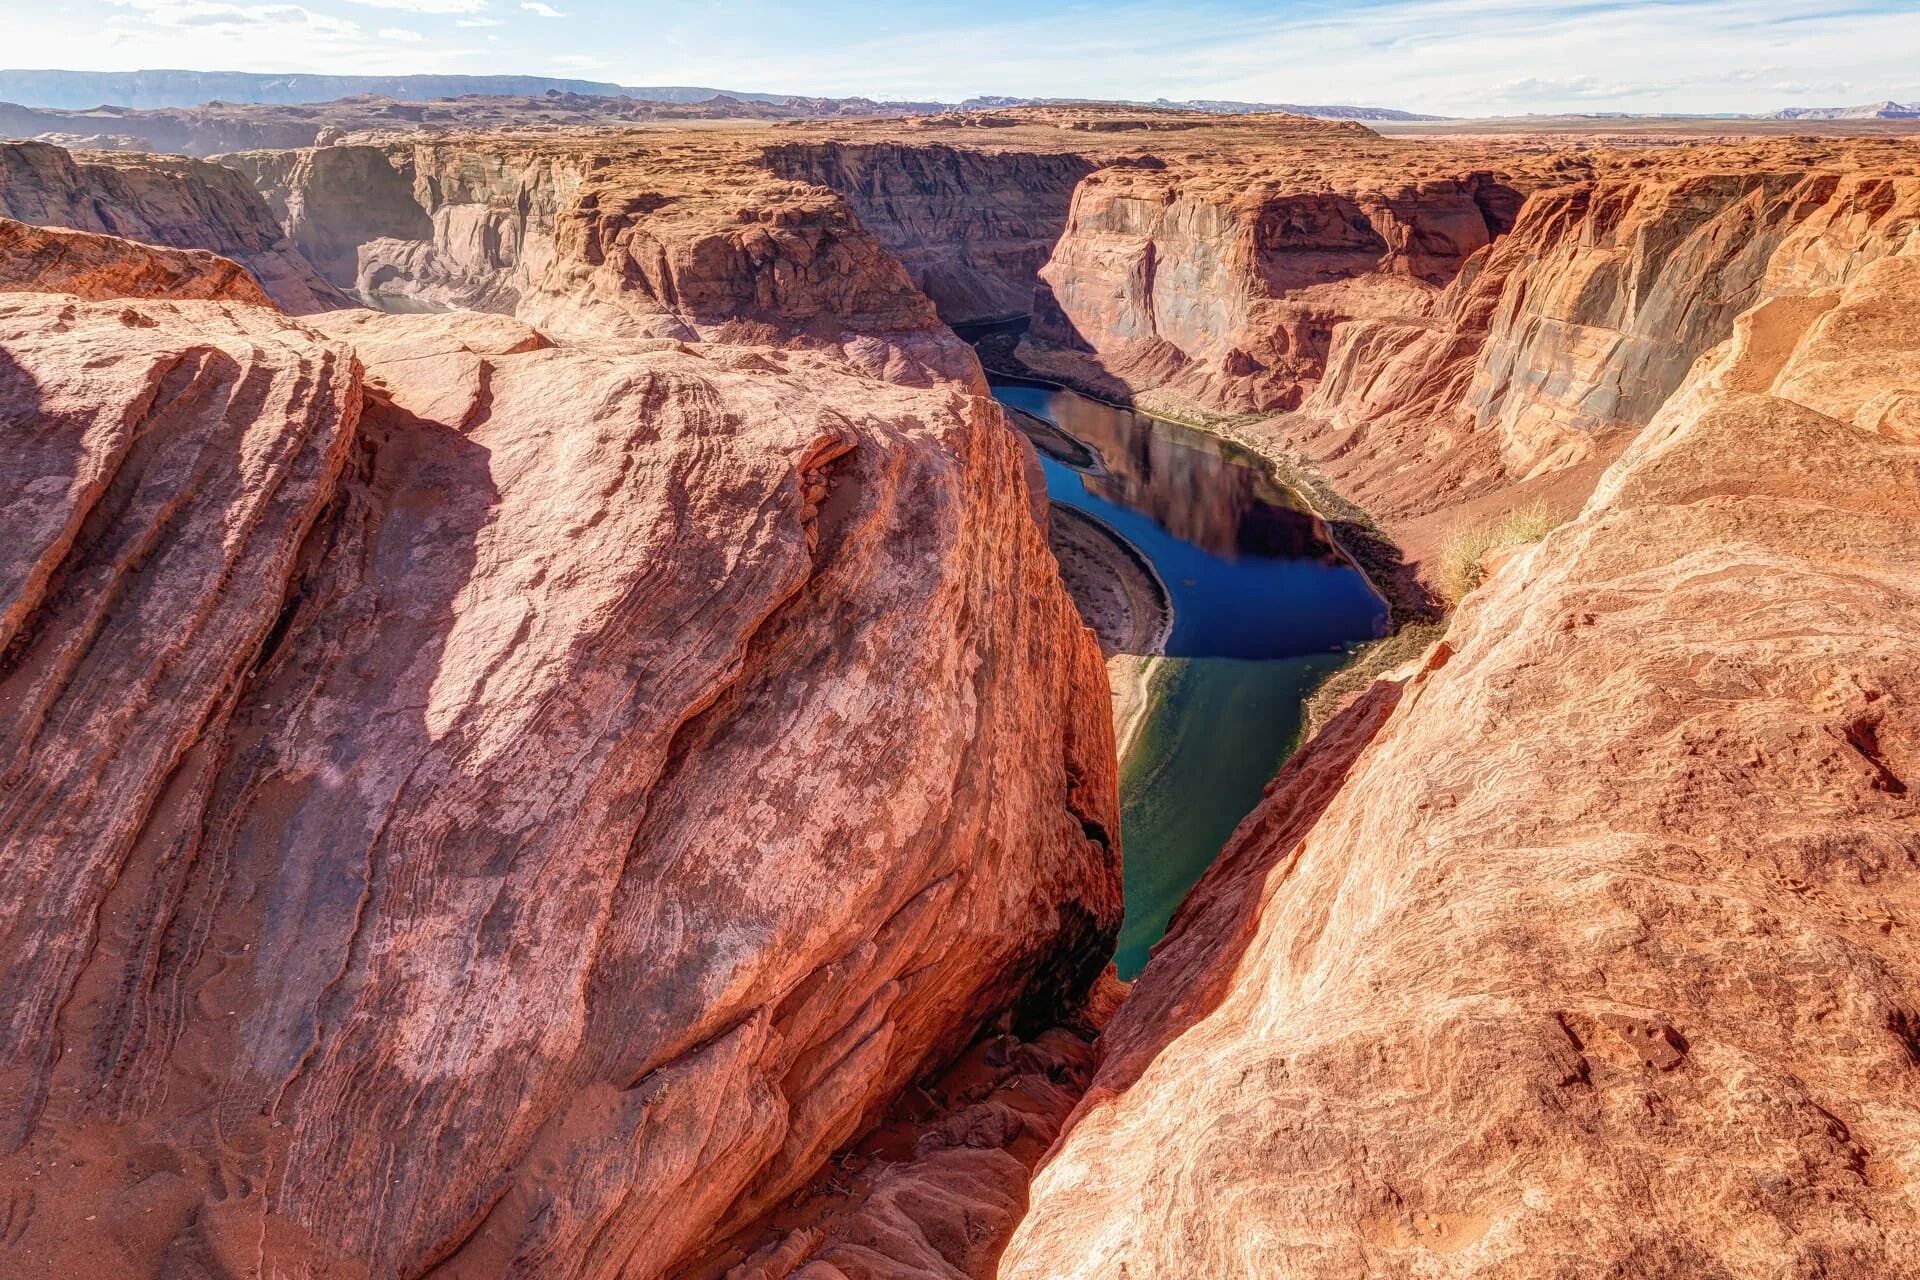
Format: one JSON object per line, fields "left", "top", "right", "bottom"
{"left": 1048, "top": 505, "right": 1170, "bottom": 657}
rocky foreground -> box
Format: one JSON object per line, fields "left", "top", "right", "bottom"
{"left": 0, "top": 107, "right": 1915, "bottom": 1277}
{"left": 0, "top": 128, "right": 1118, "bottom": 1279}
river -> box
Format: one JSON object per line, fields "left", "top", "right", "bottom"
{"left": 989, "top": 376, "right": 1388, "bottom": 977}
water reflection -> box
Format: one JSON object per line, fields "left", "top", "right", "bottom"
{"left": 992, "top": 377, "right": 1385, "bottom": 661}
{"left": 986, "top": 373, "right": 1388, "bottom": 977}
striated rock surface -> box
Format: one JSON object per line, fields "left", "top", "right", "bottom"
{"left": 0, "top": 140, "right": 348, "bottom": 313}
{"left": 1002, "top": 244, "right": 1920, "bottom": 1278}
{"left": 0, "top": 135, "right": 1119, "bottom": 1277}
{"left": 0, "top": 216, "right": 272, "bottom": 304}
{"left": 1025, "top": 160, "right": 1521, "bottom": 414}
{"left": 220, "top": 142, "right": 585, "bottom": 313}
{"left": 763, "top": 142, "right": 1095, "bottom": 325}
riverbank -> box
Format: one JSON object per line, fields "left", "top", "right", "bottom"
{"left": 1048, "top": 505, "right": 1173, "bottom": 658}
{"left": 981, "top": 326, "right": 1443, "bottom": 757}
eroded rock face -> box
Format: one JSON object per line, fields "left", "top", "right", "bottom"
{"left": 0, "top": 217, "right": 273, "bottom": 304}
{"left": 1253, "top": 144, "right": 1920, "bottom": 539}
{"left": 221, "top": 142, "right": 586, "bottom": 313}
{"left": 763, "top": 142, "right": 1096, "bottom": 325}
{"left": 0, "top": 140, "right": 349, "bottom": 313}
{"left": 1001, "top": 247, "right": 1920, "bottom": 1279}
{"left": 0, "top": 156, "right": 1118, "bottom": 1276}
{"left": 1022, "top": 161, "right": 1521, "bottom": 414}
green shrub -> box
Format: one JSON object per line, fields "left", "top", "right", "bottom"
{"left": 1437, "top": 502, "right": 1557, "bottom": 603}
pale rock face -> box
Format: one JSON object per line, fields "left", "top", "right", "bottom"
{"left": 1001, "top": 247, "right": 1920, "bottom": 1280}
{"left": 0, "top": 141, "right": 349, "bottom": 313}
{"left": 221, "top": 142, "right": 585, "bottom": 313}
{"left": 0, "top": 202, "right": 1117, "bottom": 1278}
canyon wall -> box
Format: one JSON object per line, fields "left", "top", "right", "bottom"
{"left": 0, "top": 144, "right": 1120, "bottom": 1280}
{"left": 0, "top": 140, "right": 347, "bottom": 313}
{"left": 1021, "top": 158, "right": 1522, "bottom": 414}
{"left": 1002, "top": 211, "right": 1920, "bottom": 1280}
{"left": 1297, "top": 151, "right": 1920, "bottom": 525}
{"left": 223, "top": 142, "right": 587, "bottom": 313}
{"left": 763, "top": 142, "right": 1095, "bottom": 325}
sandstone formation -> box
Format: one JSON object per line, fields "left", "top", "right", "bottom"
{"left": 764, "top": 142, "right": 1095, "bottom": 324}
{"left": 0, "top": 140, "right": 346, "bottom": 312}
{"left": 1026, "top": 162, "right": 1521, "bottom": 414}
{"left": 0, "top": 216, "right": 272, "bottom": 304}
{"left": 4, "top": 106, "right": 1920, "bottom": 1280}
{"left": 1002, "top": 237, "right": 1920, "bottom": 1280}
{"left": 0, "top": 132, "right": 1119, "bottom": 1278}
{"left": 1286, "top": 143, "right": 1920, "bottom": 535}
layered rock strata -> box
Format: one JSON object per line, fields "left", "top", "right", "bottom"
{"left": 1286, "top": 145, "right": 1920, "bottom": 530}
{"left": 763, "top": 142, "right": 1096, "bottom": 324}
{"left": 0, "top": 144, "right": 1119, "bottom": 1280}
{"left": 0, "top": 216, "right": 273, "bottom": 304}
{"left": 1023, "top": 162, "right": 1522, "bottom": 414}
{"left": 0, "top": 140, "right": 347, "bottom": 313}
{"left": 1002, "top": 242, "right": 1920, "bottom": 1279}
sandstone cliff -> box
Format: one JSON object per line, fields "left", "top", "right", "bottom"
{"left": 0, "top": 216, "right": 273, "bottom": 304}
{"left": 1021, "top": 157, "right": 1522, "bottom": 414}
{"left": 221, "top": 142, "right": 585, "bottom": 313}
{"left": 1001, "top": 239, "right": 1920, "bottom": 1279}
{"left": 0, "top": 144, "right": 1119, "bottom": 1279}
{"left": 1290, "top": 143, "right": 1920, "bottom": 530}
{"left": 763, "top": 142, "right": 1095, "bottom": 325}
{"left": 0, "top": 140, "right": 348, "bottom": 313}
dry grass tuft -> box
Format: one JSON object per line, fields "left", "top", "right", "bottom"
{"left": 1437, "top": 502, "right": 1558, "bottom": 603}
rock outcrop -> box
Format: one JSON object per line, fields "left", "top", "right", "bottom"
{"left": 1001, "top": 240, "right": 1920, "bottom": 1279}
{"left": 0, "top": 139, "right": 1119, "bottom": 1278}
{"left": 764, "top": 142, "right": 1095, "bottom": 325}
{"left": 0, "top": 140, "right": 348, "bottom": 313}
{"left": 0, "top": 217, "right": 273, "bottom": 304}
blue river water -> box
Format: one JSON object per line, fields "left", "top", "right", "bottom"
{"left": 989, "top": 376, "right": 1388, "bottom": 976}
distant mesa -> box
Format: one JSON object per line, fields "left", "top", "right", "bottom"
{"left": 1764, "top": 98, "right": 1920, "bottom": 120}
{"left": 0, "top": 68, "right": 1436, "bottom": 123}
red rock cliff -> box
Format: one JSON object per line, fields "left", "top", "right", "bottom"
{"left": 1293, "top": 143, "right": 1920, "bottom": 525}
{"left": 0, "top": 144, "right": 1119, "bottom": 1280}
{"left": 1001, "top": 228, "right": 1920, "bottom": 1280}
{"left": 762, "top": 142, "right": 1095, "bottom": 325}
{"left": 0, "top": 140, "right": 348, "bottom": 314}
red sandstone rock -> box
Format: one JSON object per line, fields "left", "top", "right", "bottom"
{"left": 0, "top": 216, "right": 1116, "bottom": 1276}
{"left": 1002, "top": 245, "right": 1920, "bottom": 1280}
{"left": 0, "top": 216, "right": 273, "bottom": 304}
{"left": 0, "top": 140, "right": 349, "bottom": 313}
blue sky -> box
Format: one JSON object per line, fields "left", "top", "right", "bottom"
{"left": 8, "top": 0, "right": 1919, "bottom": 115}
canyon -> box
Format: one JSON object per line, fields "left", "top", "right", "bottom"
{"left": 0, "top": 102, "right": 1915, "bottom": 1278}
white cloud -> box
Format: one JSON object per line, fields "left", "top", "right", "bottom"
{"left": 378, "top": 26, "right": 426, "bottom": 41}
{"left": 520, "top": 1, "right": 564, "bottom": 15}
{"left": 455, "top": 16, "right": 503, "bottom": 26}
{"left": 104, "top": 1, "right": 361, "bottom": 37}
{"left": 624, "top": 0, "right": 1920, "bottom": 117}
{"left": 339, "top": 0, "right": 488, "bottom": 11}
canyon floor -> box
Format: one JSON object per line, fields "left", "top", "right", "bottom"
{"left": 0, "top": 102, "right": 1916, "bottom": 1278}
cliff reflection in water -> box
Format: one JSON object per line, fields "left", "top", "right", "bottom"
{"left": 991, "top": 375, "right": 1383, "bottom": 662}
{"left": 987, "top": 372, "right": 1387, "bottom": 976}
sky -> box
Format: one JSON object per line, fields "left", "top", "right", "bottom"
{"left": 4, "top": 0, "right": 1918, "bottom": 117}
